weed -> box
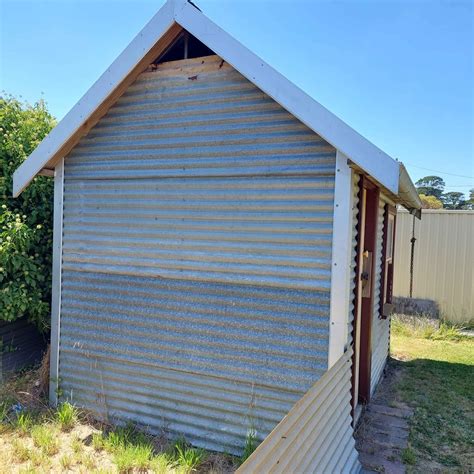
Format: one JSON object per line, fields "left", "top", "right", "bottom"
{"left": 71, "top": 434, "right": 83, "bottom": 455}
{"left": 18, "top": 464, "right": 36, "bottom": 474}
{"left": 391, "top": 314, "right": 468, "bottom": 342}
{"left": 92, "top": 432, "right": 105, "bottom": 451}
{"left": 401, "top": 446, "right": 416, "bottom": 465}
{"left": 55, "top": 401, "right": 78, "bottom": 431}
{"left": 79, "top": 452, "right": 96, "bottom": 470}
{"left": 240, "top": 429, "right": 257, "bottom": 464}
{"left": 31, "top": 424, "right": 59, "bottom": 455}
{"left": 15, "top": 412, "right": 32, "bottom": 435}
{"left": 114, "top": 443, "right": 154, "bottom": 472}
{"left": 0, "top": 402, "right": 9, "bottom": 423}
{"left": 11, "top": 439, "right": 32, "bottom": 463}
{"left": 28, "top": 448, "right": 50, "bottom": 468}
{"left": 98, "top": 423, "right": 160, "bottom": 472}
{"left": 175, "top": 444, "right": 206, "bottom": 472}
{"left": 150, "top": 453, "right": 174, "bottom": 473}
{"left": 59, "top": 454, "right": 73, "bottom": 470}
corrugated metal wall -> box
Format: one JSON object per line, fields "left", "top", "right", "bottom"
{"left": 58, "top": 55, "right": 337, "bottom": 453}
{"left": 236, "top": 349, "right": 360, "bottom": 474}
{"left": 370, "top": 197, "right": 390, "bottom": 394}
{"left": 348, "top": 173, "right": 360, "bottom": 348}
{"left": 394, "top": 210, "right": 474, "bottom": 323}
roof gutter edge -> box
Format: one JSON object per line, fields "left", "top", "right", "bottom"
{"left": 398, "top": 163, "right": 422, "bottom": 219}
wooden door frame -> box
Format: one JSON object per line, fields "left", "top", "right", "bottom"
{"left": 351, "top": 175, "right": 379, "bottom": 417}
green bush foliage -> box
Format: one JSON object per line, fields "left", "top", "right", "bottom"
{"left": 0, "top": 95, "right": 55, "bottom": 331}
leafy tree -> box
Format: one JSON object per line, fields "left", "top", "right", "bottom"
{"left": 467, "top": 188, "right": 474, "bottom": 209}
{"left": 441, "top": 191, "right": 466, "bottom": 210}
{"left": 419, "top": 194, "right": 443, "bottom": 209}
{"left": 0, "top": 95, "right": 56, "bottom": 331}
{"left": 415, "top": 175, "right": 445, "bottom": 199}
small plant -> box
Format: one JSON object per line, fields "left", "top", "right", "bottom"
{"left": 71, "top": 434, "right": 83, "bottom": 455}
{"left": 169, "top": 437, "right": 206, "bottom": 473}
{"left": 59, "top": 454, "right": 73, "bottom": 470}
{"left": 402, "top": 446, "right": 416, "bottom": 465}
{"left": 11, "top": 439, "right": 32, "bottom": 463}
{"left": 28, "top": 448, "right": 50, "bottom": 469}
{"left": 31, "top": 424, "right": 59, "bottom": 455}
{"left": 176, "top": 445, "right": 206, "bottom": 473}
{"left": 114, "top": 443, "right": 154, "bottom": 472}
{"left": 55, "top": 401, "right": 78, "bottom": 431}
{"left": 79, "top": 452, "right": 96, "bottom": 470}
{"left": 92, "top": 432, "right": 106, "bottom": 451}
{"left": 240, "top": 429, "right": 257, "bottom": 464}
{"left": 15, "top": 411, "right": 32, "bottom": 435}
{"left": 150, "top": 453, "right": 174, "bottom": 474}
{"left": 18, "top": 464, "right": 36, "bottom": 474}
{"left": 0, "top": 401, "right": 9, "bottom": 423}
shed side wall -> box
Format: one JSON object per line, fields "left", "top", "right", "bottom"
{"left": 57, "top": 56, "right": 337, "bottom": 454}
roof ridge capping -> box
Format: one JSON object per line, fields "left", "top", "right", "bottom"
{"left": 13, "top": 0, "right": 421, "bottom": 216}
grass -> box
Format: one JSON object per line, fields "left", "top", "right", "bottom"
{"left": 240, "top": 429, "right": 257, "bottom": 464}
{"left": 55, "top": 401, "right": 78, "bottom": 431}
{"left": 31, "top": 424, "right": 59, "bottom": 455}
{"left": 0, "top": 364, "right": 239, "bottom": 473}
{"left": 391, "top": 314, "right": 474, "bottom": 472}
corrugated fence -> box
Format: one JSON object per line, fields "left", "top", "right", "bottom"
{"left": 394, "top": 209, "right": 474, "bottom": 323}
{"left": 237, "top": 349, "right": 360, "bottom": 474}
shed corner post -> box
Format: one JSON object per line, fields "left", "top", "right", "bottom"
{"left": 49, "top": 158, "right": 64, "bottom": 407}
{"left": 328, "top": 151, "right": 353, "bottom": 368}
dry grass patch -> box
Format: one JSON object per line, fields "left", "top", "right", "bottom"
{"left": 0, "top": 363, "right": 240, "bottom": 473}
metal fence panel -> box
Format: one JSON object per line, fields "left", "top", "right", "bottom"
{"left": 394, "top": 210, "right": 474, "bottom": 323}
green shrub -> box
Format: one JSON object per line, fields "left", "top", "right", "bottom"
{"left": 0, "top": 95, "right": 55, "bottom": 332}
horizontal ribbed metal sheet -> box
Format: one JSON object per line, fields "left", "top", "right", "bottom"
{"left": 59, "top": 56, "right": 336, "bottom": 453}
{"left": 236, "top": 349, "right": 360, "bottom": 473}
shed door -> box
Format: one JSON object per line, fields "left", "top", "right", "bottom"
{"left": 59, "top": 55, "right": 337, "bottom": 453}
{"left": 352, "top": 176, "right": 379, "bottom": 419}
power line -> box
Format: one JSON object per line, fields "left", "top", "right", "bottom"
{"left": 405, "top": 163, "right": 474, "bottom": 179}
{"left": 442, "top": 184, "right": 474, "bottom": 188}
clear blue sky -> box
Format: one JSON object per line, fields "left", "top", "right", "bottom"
{"left": 1, "top": 0, "right": 473, "bottom": 196}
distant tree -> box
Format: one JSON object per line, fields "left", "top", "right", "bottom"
{"left": 441, "top": 191, "right": 466, "bottom": 210}
{"left": 415, "top": 176, "right": 445, "bottom": 199}
{"left": 468, "top": 188, "right": 474, "bottom": 209}
{"left": 419, "top": 194, "right": 443, "bottom": 209}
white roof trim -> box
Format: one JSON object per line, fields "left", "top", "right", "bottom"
{"left": 14, "top": 0, "right": 400, "bottom": 196}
